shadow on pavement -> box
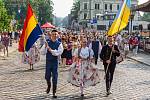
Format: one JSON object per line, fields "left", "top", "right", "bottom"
{"left": 25, "top": 93, "right": 106, "bottom": 100}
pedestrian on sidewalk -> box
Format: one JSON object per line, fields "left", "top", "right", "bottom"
{"left": 124, "top": 42, "right": 129, "bottom": 58}
{"left": 100, "top": 36, "right": 120, "bottom": 96}
{"left": 131, "top": 36, "right": 139, "bottom": 56}
{"left": 45, "top": 29, "right": 63, "bottom": 98}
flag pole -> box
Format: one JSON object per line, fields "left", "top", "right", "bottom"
{"left": 104, "top": 0, "right": 129, "bottom": 79}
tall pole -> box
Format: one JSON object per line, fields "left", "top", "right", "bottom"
{"left": 89, "top": 0, "right": 91, "bottom": 20}
{"left": 89, "top": 0, "right": 92, "bottom": 29}
{"left": 130, "top": 18, "right": 133, "bottom": 35}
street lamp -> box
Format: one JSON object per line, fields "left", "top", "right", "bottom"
{"left": 130, "top": 11, "right": 135, "bottom": 35}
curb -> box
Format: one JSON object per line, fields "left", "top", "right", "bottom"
{"left": 127, "top": 56, "right": 150, "bottom": 66}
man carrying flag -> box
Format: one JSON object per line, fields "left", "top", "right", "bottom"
{"left": 45, "top": 29, "right": 63, "bottom": 98}
{"left": 100, "top": 0, "right": 130, "bottom": 96}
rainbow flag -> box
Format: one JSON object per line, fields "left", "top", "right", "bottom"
{"left": 107, "top": 0, "right": 130, "bottom": 36}
{"left": 18, "top": 3, "right": 43, "bottom": 52}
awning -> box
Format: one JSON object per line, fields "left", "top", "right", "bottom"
{"left": 41, "top": 22, "right": 55, "bottom": 28}
{"left": 132, "top": 1, "right": 150, "bottom": 12}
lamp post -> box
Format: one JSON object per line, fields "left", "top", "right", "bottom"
{"left": 89, "top": 0, "right": 92, "bottom": 29}
{"left": 130, "top": 11, "right": 135, "bottom": 35}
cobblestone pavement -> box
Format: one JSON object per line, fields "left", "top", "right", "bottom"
{"left": 0, "top": 51, "right": 150, "bottom": 100}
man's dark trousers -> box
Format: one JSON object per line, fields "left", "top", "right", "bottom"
{"left": 104, "top": 61, "right": 116, "bottom": 92}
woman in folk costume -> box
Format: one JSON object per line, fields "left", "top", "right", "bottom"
{"left": 68, "top": 38, "right": 100, "bottom": 97}
{"left": 22, "top": 43, "right": 40, "bottom": 70}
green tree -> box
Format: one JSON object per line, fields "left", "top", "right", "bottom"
{"left": 3, "top": 0, "right": 54, "bottom": 29}
{"left": 71, "top": 0, "right": 80, "bottom": 21}
{"left": 142, "top": 12, "right": 150, "bottom": 22}
{"left": 38, "top": 0, "right": 54, "bottom": 25}
{"left": 0, "top": 0, "right": 11, "bottom": 32}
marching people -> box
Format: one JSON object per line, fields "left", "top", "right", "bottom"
{"left": 100, "top": 36, "right": 120, "bottom": 96}
{"left": 61, "top": 35, "right": 68, "bottom": 67}
{"left": 66, "top": 36, "right": 73, "bottom": 65}
{"left": 1, "top": 32, "right": 10, "bottom": 57}
{"left": 89, "top": 36, "right": 102, "bottom": 65}
{"left": 68, "top": 38, "right": 100, "bottom": 97}
{"left": 22, "top": 43, "right": 40, "bottom": 70}
{"left": 45, "top": 29, "right": 63, "bottom": 98}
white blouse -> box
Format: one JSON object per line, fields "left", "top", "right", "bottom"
{"left": 74, "top": 47, "right": 94, "bottom": 59}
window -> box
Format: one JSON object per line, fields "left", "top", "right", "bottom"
{"left": 98, "top": 4, "right": 100, "bottom": 9}
{"left": 95, "top": 4, "right": 100, "bottom": 10}
{"left": 96, "top": 15, "right": 100, "bottom": 19}
{"left": 105, "top": 4, "right": 107, "bottom": 10}
{"left": 84, "top": 3, "right": 88, "bottom": 9}
{"left": 117, "top": 4, "right": 120, "bottom": 10}
{"left": 84, "top": 13, "right": 87, "bottom": 19}
{"left": 97, "top": 25, "right": 106, "bottom": 30}
{"left": 133, "top": 26, "right": 139, "bottom": 30}
{"left": 110, "top": 4, "right": 112, "bottom": 11}
{"left": 95, "top": 4, "right": 97, "bottom": 9}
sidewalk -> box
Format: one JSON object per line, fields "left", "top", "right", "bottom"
{"left": 0, "top": 43, "right": 18, "bottom": 57}
{"left": 127, "top": 51, "right": 150, "bottom": 66}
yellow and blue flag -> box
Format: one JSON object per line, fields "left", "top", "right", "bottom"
{"left": 107, "top": 0, "right": 131, "bottom": 36}
{"left": 18, "top": 3, "right": 43, "bottom": 52}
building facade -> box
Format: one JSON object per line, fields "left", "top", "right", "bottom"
{"left": 78, "top": 0, "right": 149, "bottom": 33}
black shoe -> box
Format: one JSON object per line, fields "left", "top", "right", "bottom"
{"left": 106, "top": 92, "right": 110, "bottom": 96}
{"left": 52, "top": 95, "right": 57, "bottom": 98}
{"left": 106, "top": 91, "right": 112, "bottom": 96}
{"left": 46, "top": 86, "right": 50, "bottom": 94}
{"left": 52, "top": 84, "right": 57, "bottom": 98}
{"left": 81, "top": 94, "right": 84, "bottom": 97}
{"left": 46, "top": 81, "right": 51, "bottom": 94}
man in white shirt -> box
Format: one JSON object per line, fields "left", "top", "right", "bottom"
{"left": 45, "top": 30, "right": 63, "bottom": 98}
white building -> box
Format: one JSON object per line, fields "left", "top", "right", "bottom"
{"left": 79, "top": 0, "right": 150, "bottom": 33}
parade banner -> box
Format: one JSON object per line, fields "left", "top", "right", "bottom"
{"left": 107, "top": 0, "right": 130, "bottom": 36}
{"left": 18, "top": 3, "right": 42, "bottom": 52}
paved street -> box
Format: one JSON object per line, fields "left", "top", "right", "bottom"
{"left": 0, "top": 48, "right": 150, "bottom": 100}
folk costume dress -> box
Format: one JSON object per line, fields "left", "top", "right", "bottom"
{"left": 22, "top": 44, "right": 40, "bottom": 65}
{"left": 68, "top": 47, "right": 101, "bottom": 88}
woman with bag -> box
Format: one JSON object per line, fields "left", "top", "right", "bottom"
{"left": 68, "top": 38, "right": 100, "bottom": 97}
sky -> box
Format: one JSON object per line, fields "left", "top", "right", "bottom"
{"left": 52, "top": 0, "right": 74, "bottom": 17}
{"left": 52, "top": 0, "right": 148, "bottom": 18}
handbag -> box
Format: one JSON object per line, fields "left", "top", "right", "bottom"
{"left": 116, "top": 54, "right": 124, "bottom": 64}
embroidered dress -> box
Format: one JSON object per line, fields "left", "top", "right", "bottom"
{"left": 22, "top": 45, "right": 40, "bottom": 64}
{"left": 68, "top": 47, "right": 100, "bottom": 87}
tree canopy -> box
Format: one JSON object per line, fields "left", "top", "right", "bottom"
{"left": 0, "top": 0, "right": 11, "bottom": 32}
{"left": 2, "top": 0, "right": 54, "bottom": 31}
{"left": 71, "top": 0, "right": 80, "bottom": 21}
